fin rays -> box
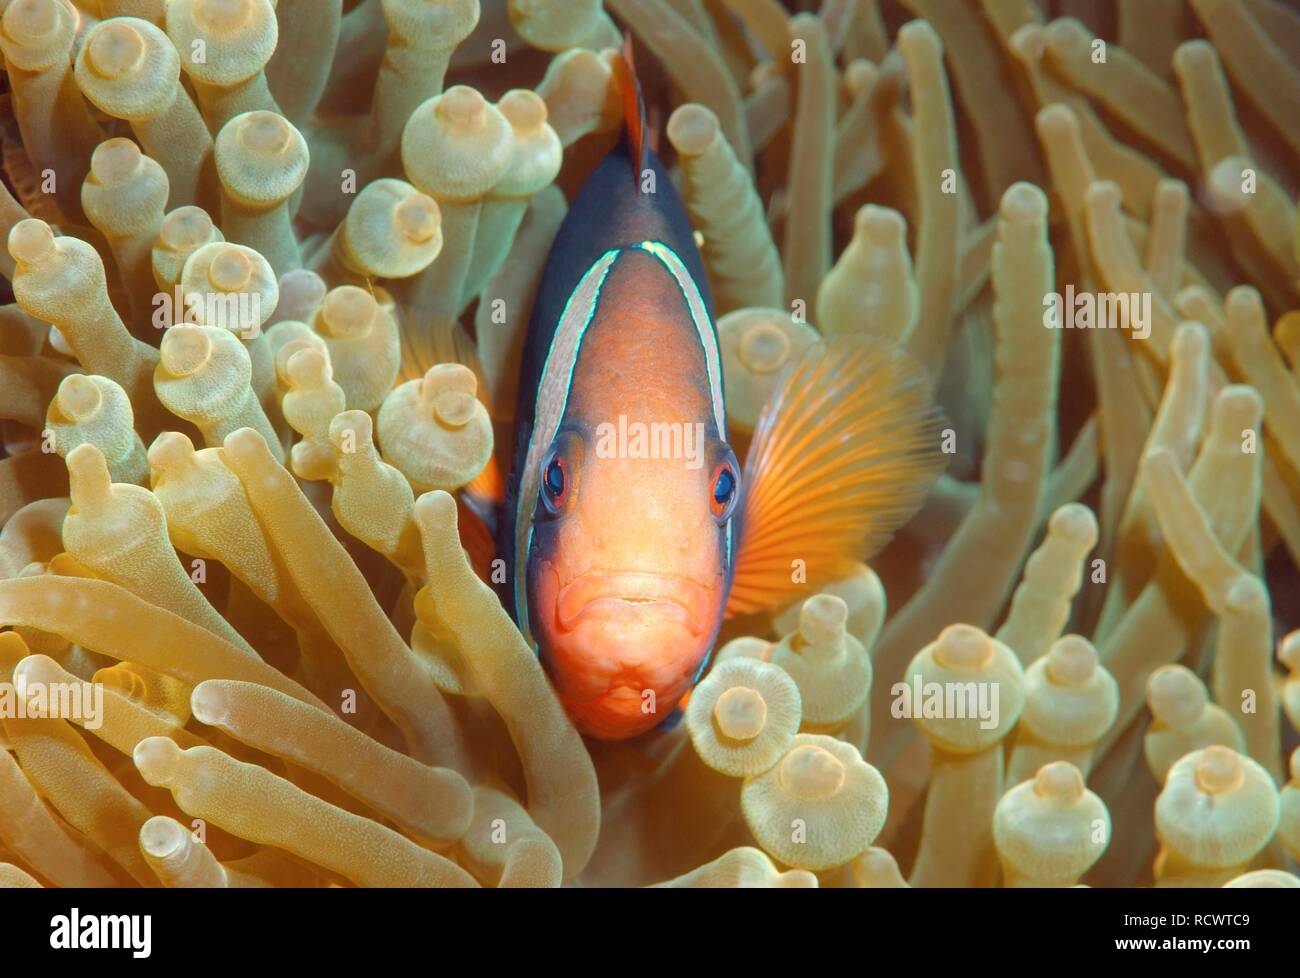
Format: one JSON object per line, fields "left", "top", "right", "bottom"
{"left": 725, "top": 336, "right": 946, "bottom": 617}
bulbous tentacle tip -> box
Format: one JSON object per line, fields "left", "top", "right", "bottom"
{"left": 284, "top": 346, "right": 330, "bottom": 388}
{"left": 1281, "top": 631, "right": 1300, "bottom": 671}
{"left": 65, "top": 442, "right": 114, "bottom": 510}
{"left": 146, "top": 429, "right": 197, "bottom": 478}
{"left": 1048, "top": 502, "right": 1098, "bottom": 547}
{"left": 328, "top": 409, "right": 376, "bottom": 449}
{"left": 1001, "top": 181, "right": 1049, "bottom": 224}
{"left": 855, "top": 203, "right": 907, "bottom": 244}
{"left": 159, "top": 207, "right": 221, "bottom": 252}
{"left": 666, "top": 103, "right": 719, "bottom": 157}
{"left": 738, "top": 320, "right": 792, "bottom": 374}
{"left": 713, "top": 686, "right": 767, "bottom": 742}
{"left": 933, "top": 623, "right": 993, "bottom": 670}
{"left": 1147, "top": 664, "right": 1206, "bottom": 727}
{"left": 3, "top": 0, "right": 62, "bottom": 48}
{"left": 414, "top": 486, "right": 457, "bottom": 519}
{"left": 779, "top": 742, "right": 846, "bottom": 800}
{"left": 139, "top": 815, "right": 188, "bottom": 860}
{"left": 1194, "top": 744, "right": 1245, "bottom": 795}
{"left": 55, "top": 374, "right": 104, "bottom": 423}
{"left": 220, "top": 426, "right": 268, "bottom": 461}
{"left": 85, "top": 20, "right": 149, "bottom": 79}
{"left": 1224, "top": 870, "right": 1300, "bottom": 888}
{"left": 1044, "top": 635, "right": 1098, "bottom": 687}
{"left": 188, "top": 680, "right": 228, "bottom": 726}
{"left": 393, "top": 192, "right": 441, "bottom": 244}
{"left": 133, "top": 735, "right": 183, "bottom": 787}
{"left": 320, "top": 284, "right": 378, "bottom": 337}
{"left": 89, "top": 137, "right": 145, "bottom": 183}
{"left": 1033, "top": 760, "right": 1085, "bottom": 803}
{"left": 9, "top": 218, "right": 56, "bottom": 265}
{"left": 797, "top": 593, "right": 848, "bottom": 648}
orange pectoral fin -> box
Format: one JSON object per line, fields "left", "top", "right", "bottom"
{"left": 464, "top": 450, "right": 505, "bottom": 513}
{"left": 455, "top": 493, "right": 498, "bottom": 586}
{"left": 724, "top": 336, "right": 947, "bottom": 617}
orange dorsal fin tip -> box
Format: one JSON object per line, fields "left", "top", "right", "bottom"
{"left": 724, "top": 335, "right": 948, "bottom": 618}
{"left": 616, "top": 34, "right": 648, "bottom": 183}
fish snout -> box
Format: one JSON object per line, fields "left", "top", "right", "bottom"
{"left": 539, "top": 570, "right": 723, "bottom": 738}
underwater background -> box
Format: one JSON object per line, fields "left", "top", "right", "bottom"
{"left": 0, "top": 0, "right": 1298, "bottom": 888}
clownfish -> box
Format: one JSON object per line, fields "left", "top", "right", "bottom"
{"left": 494, "top": 42, "right": 945, "bottom": 740}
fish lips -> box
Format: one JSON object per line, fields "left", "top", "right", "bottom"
{"left": 556, "top": 571, "right": 713, "bottom": 637}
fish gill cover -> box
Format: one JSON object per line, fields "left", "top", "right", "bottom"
{"left": 0, "top": 0, "right": 1294, "bottom": 893}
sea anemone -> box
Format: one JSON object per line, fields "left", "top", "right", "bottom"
{"left": 1, "top": 0, "right": 1299, "bottom": 889}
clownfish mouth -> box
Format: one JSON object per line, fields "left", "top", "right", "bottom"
{"left": 556, "top": 571, "right": 712, "bottom": 636}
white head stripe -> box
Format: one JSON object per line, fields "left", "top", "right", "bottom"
{"left": 634, "top": 241, "right": 731, "bottom": 565}
{"left": 633, "top": 241, "right": 726, "bottom": 435}
{"left": 514, "top": 249, "right": 620, "bottom": 644}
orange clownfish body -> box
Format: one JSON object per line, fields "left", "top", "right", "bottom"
{"left": 499, "top": 43, "right": 944, "bottom": 739}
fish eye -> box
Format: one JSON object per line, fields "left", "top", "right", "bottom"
{"left": 539, "top": 441, "right": 575, "bottom": 516}
{"left": 545, "top": 457, "right": 565, "bottom": 498}
{"left": 713, "top": 467, "right": 735, "bottom": 505}
{"left": 543, "top": 458, "right": 565, "bottom": 504}
{"left": 709, "top": 458, "right": 740, "bottom": 524}
{"left": 538, "top": 431, "right": 583, "bottom": 517}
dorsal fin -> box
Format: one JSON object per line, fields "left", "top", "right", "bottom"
{"left": 613, "top": 35, "right": 648, "bottom": 188}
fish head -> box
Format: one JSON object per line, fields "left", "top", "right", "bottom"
{"left": 515, "top": 241, "right": 735, "bottom": 739}
{"left": 526, "top": 416, "right": 739, "bottom": 739}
